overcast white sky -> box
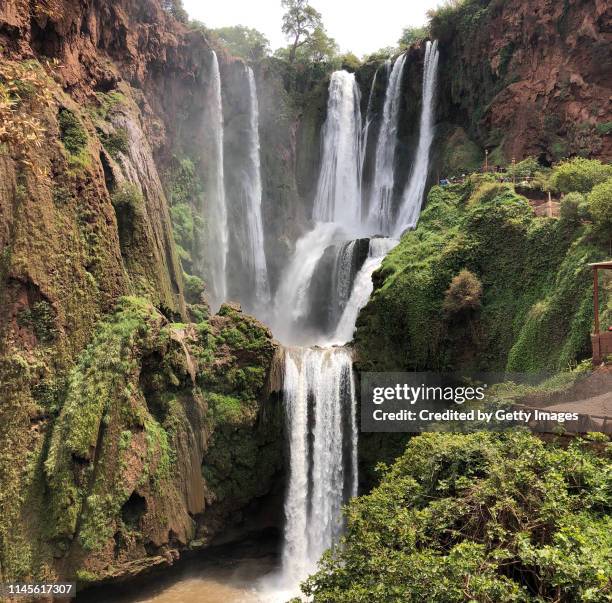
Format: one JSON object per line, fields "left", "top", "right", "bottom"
{"left": 183, "top": 0, "right": 442, "bottom": 57}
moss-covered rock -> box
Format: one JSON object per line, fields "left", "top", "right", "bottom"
{"left": 37, "top": 297, "right": 281, "bottom": 583}
{"left": 355, "top": 179, "right": 608, "bottom": 374}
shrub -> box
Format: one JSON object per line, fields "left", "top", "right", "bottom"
{"left": 469, "top": 181, "right": 511, "bottom": 205}
{"left": 100, "top": 127, "right": 129, "bottom": 159}
{"left": 443, "top": 269, "right": 482, "bottom": 316}
{"left": 0, "top": 60, "right": 53, "bottom": 162}
{"left": 507, "top": 156, "right": 539, "bottom": 179}
{"left": 301, "top": 432, "right": 612, "bottom": 602}
{"left": 588, "top": 178, "right": 612, "bottom": 230}
{"left": 595, "top": 122, "right": 612, "bottom": 136}
{"left": 339, "top": 52, "right": 361, "bottom": 72}
{"left": 58, "top": 108, "right": 87, "bottom": 156}
{"left": 111, "top": 182, "right": 143, "bottom": 210}
{"left": 161, "top": 0, "right": 188, "bottom": 23}
{"left": 183, "top": 272, "right": 205, "bottom": 304}
{"left": 559, "top": 191, "right": 585, "bottom": 223}
{"left": 550, "top": 157, "right": 612, "bottom": 194}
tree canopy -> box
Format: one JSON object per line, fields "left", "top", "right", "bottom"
{"left": 300, "top": 432, "right": 611, "bottom": 602}
{"left": 213, "top": 26, "right": 271, "bottom": 62}
{"left": 398, "top": 26, "right": 428, "bottom": 48}
{"left": 281, "top": 0, "right": 324, "bottom": 62}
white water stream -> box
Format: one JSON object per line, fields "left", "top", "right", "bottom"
{"left": 204, "top": 51, "right": 228, "bottom": 311}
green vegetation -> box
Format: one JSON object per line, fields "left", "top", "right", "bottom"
{"left": 99, "top": 127, "right": 129, "bottom": 159}
{"left": 595, "top": 122, "right": 612, "bottom": 136}
{"left": 58, "top": 108, "right": 89, "bottom": 168}
{"left": 44, "top": 297, "right": 160, "bottom": 541}
{"left": 559, "top": 192, "right": 590, "bottom": 225}
{"left": 587, "top": 179, "right": 612, "bottom": 231}
{"left": 183, "top": 272, "right": 204, "bottom": 304}
{"left": 161, "top": 0, "right": 188, "bottom": 23}
{"left": 302, "top": 431, "right": 611, "bottom": 602}
{"left": 442, "top": 269, "right": 482, "bottom": 316}
{"left": 398, "top": 26, "right": 429, "bottom": 48}
{"left": 355, "top": 174, "right": 609, "bottom": 373}
{"left": 213, "top": 26, "right": 271, "bottom": 62}
{"left": 281, "top": 0, "right": 325, "bottom": 63}
{"left": 16, "top": 300, "right": 57, "bottom": 344}
{"left": 550, "top": 158, "right": 612, "bottom": 194}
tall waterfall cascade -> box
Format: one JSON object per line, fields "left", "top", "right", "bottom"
{"left": 366, "top": 54, "right": 407, "bottom": 234}
{"left": 313, "top": 71, "right": 363, "bottom": 227}
{"left": 239, "top": 66, "right": 271, "bottom": 312}
{"left": 395, "top": 40, "right": 440, "bottom": 235}
{"left": 262, "top": 43, "right": 439, "bottom": 600}
{"left": 203, "top": 51, "right": 228, "bottom": 311}
{"left": 279, "top": 347, "right": 358, "bottom": 589}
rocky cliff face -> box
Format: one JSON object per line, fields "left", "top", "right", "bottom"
{"left": 432, "top": 0, "right": 611, "bottom": 170}
{"left": 0, "top": 0, "right": 284, "bottom": 589}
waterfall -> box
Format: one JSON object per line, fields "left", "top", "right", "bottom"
{"left": 239, "top": 66, "right": 270, "bottom": 311}
{"left": 272, "top": 222, "right": 345, "bottom": 344}
{"left": 280, "top": 347, "right": 358, "bottom": 590}
{"left": 395, "top": 40, "right": 440, "bottom": 236}
{"left": 204, "top": 51, "right": 228, "bottom": 311}
{"left": 330, "top": 240, "right": 358, "bottom": 327}
{"left": 312, "top": 71, "right": 362, "bottom": 227}
{"left": 367, "top": 54, "right": 406, "bottom": 234}
{"left": 267, "top": 44, "right": 440, "bottom": 600}
{"left": 360, "top": 63, "right": 384, "bottom": 215}
{"left": 333, "top": 237, "right": 398, "bottom": 344}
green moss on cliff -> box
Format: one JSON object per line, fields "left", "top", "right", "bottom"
{"left": 355, "top": 177, "right": 608, "bottom": 373}
{"left": 43, "top": 297, "right": 164, "bottom": 541}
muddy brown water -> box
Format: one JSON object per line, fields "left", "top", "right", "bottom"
{"left": 80, "top": 536, "right": 281, "bottom": 603}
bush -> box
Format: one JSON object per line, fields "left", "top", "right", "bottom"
{"left": 507, "top": 156, "right": 539, "bottom": 179}
{"left": 301, "top": 432, "right": 612, "bottom": 602}
{"left": 560, "top": 191, "right": 585, "bottom": 223}
{"left": 100, "top": 127, "right": 129, "bottom": 159}
{"left": 443, "top": 269, "right": 482, "bottom": 315}
{"left": 183, "top": 272, "right": 205, "bottom": 304}
{"left": 588, "top": 178, "right": 612, "bottom": 230}
{"left": 469, "top": 181, "right": 511, "bottom": 205}
{"left": 111, "top": 183, "right": 143, "bottom": 210}
{"left": 550, "top": 157, "right": 612, "bottom": 194}
{"left": 58, "top": 108, "right": 87, "bottom": 156}
{"left": 595, "top": 122, "right": 612, "bottom": 136}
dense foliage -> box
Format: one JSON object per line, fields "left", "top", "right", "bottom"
{"left": 551, "top": 158, "right": 612, "bottom": 195}
{"left": 302, "top": 432, "right": 612, "bottom": 602}
{"left": 213, "top": 26, "right": 271, "bottom": 62}
{"left": 355, "top": 173, "right": 609, "bottom": 373}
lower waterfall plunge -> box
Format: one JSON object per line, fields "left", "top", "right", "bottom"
{"left": 277, "top": 347, "right": 358, "bottom": 592}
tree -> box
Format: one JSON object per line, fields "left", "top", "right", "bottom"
{"left": 302, "top": 26, "right": 338, "bottom": 63}
{"left": 588, "top": 178, "right": 612, "bottom": 230}
{"left": 301, "top": 432, "right": 611, "bottom": 602}
{"left": 213, "top": 26, "right": 271, "bottom": 62}
{"left": 550, "top": 157, "right": 612, "bottom": 194}
{"left": 161, "top": 0, "right": 188, "bottom": 24}
{"left": 281, "top": 0, "right": 323, "bottom": 63}
{"left": 398, "top": 26, "right": 428, "bottom": 48}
